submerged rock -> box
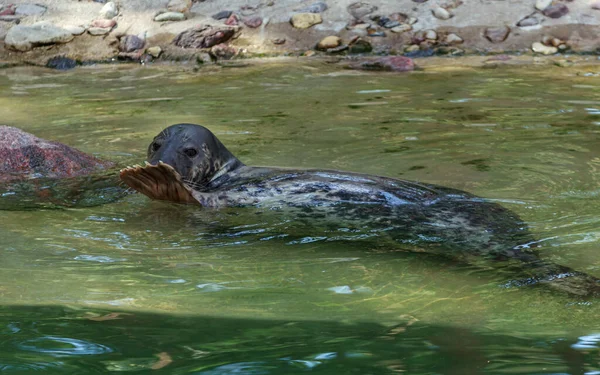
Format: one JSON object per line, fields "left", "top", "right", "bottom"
{"left": 173, "top": 25, "right": 235, "bottom": 49}
{"left": 351, "top": 56, "right": 415, "bottom": 72}
{"left": 5, "top": 22, "right": 74, "bottom": 52}
{"left": 290, "top": 13, "right": 322, "bottom": 29}
{"left": 46, "top": 56, "right": 77, "bottom": 70}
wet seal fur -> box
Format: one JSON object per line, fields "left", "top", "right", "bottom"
{"left": 121, "top": 123, "right": 600, "bottom": 297}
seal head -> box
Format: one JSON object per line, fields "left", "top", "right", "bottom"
{"left": 147, "top": 123, "right": 243, "bottom": 191}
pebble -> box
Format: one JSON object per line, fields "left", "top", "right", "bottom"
{"left": 532, "top": 41, "right": 557, "bottom": 55}
{"left": 99, "top": 2, "right": 118, "bottom": 19}
{"left": 405, "top": 44, "right": 420, "bottom": 52}
{"left": 167, "top": 0, "right": 192, "bottom": 13}
{"left": 212, "top": 10, "right": 232, "bottom": 20}
{"left": 119, "top": 34, "right": 144, "bottom": 52}
{"left": 91, "top": 19, "right": 116, "bottom": 28}
{"left": 243, "top": 16, "right": 263, "bottom": 28}
{"left": 224, "top": 14, "right": 239, "bottom": 26}
{"left": 297, "top": 2, "right": 328, "bottom": 13}
{"left": 535, "top": 0, "right": 552, "bottom": 11}
{"left": 391, "top": 24, "right": 411, "bottom": 33}
{"left": 445, "top": 33, "right": 463, "bottom": 44}
{"left": 146, "top": 46, "right": 162, "bottom": 57}
{"left": 424, "top": 29, "right": 437, "bottom": 40}
{"left": 65, "top": 25, "right": 86, "bottom": 35}
{"left": 407, "top": 17, "right": 418, "bottom": 25}
{"left": 389, "top": 12, "right": 408, "bottom": 22}
{"left": 15, "top": 4, "right": 47, "bottom": 16}
{"left": 210, "top": 43, "right": 237, "bottom": 60}
{"left": 88, "top": 27, "right": 112, "bottom": 35}
{"left": 484, "top": 26, "right": 510, "bottom": 43}
{"left": 290, "top": 13, "right": 322, "bottom": 29}
{"left": 543, "top": 4, "right": 569, "bottom": 18}
{"left": 348, "top": 38, "right": 372, "bottom": 53}
{"left": 383, "top": 20, "right": 401, "bottom": 28}
{"left": 154, "top": 12, "right": 185, "bottom": 22}
{"left": 432, "top": 7, "right": 451, "bottom": 20}
{"left": 272, "top": 38, "right": 285, "bottom": 44}
{"left": 316, "top": 35, "right": 341, "bottom": 50}
{"left": 347, "top": 2, "right": 378, "bottom": 19}
{"left": 5, "top": 22, "right": 74, "bottom": 51}
{"left": 517, "top": 14, "right": 540, "bottom": 27}
{"left": 367, "top": 30, "right": 386, "bottom": 37}
{"left": 352, "top": 56, "right": 415, "bottom": 72}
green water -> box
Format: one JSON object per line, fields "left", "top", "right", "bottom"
{"left": 1, "top": 61, "right": 600, "bottom": 373}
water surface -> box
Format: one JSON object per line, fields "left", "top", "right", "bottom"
{"left": 1, "top": 61, "right": 600, "bottom": 373}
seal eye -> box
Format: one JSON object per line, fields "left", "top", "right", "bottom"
{"left": 150, "top": 142, "right": 161, "bottom": 152}
{"left": 183, "top": 148, "right": 198, "bottom": 158}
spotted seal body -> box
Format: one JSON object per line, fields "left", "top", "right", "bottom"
{"left": 120, "top": 124, "right": 600, "bottom": 296}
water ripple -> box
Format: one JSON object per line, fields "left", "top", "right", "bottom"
{"left": 17, "top": 336, "right": 113, "bottom": 356}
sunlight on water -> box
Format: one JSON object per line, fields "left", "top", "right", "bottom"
{"left": 1, "top": 62, "right": 600, "bottom": 373}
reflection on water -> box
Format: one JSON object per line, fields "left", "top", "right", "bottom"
{"left": 1, "top": 62, "right": 600, "bottom": 373}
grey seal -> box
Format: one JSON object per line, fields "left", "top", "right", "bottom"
{"left": 120, "top": 123, "right": 600, "bottom": 296}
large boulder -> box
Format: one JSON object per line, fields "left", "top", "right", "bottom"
{"left": 0, "top": 126, "right": 113, "bottom": 183}
{"left": 4, "top": 22, "right": 74, "bottom": 52}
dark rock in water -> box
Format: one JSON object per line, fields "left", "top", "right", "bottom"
{"left": 242, "top": 16, "right": 262, "bottom": 28}
{"left": 352, "top": 56, "right": 415, "bottom": 72}
{"left": 543, "top": 3, "right": 569, "bottom": 18}
{"left": 212, "top": 10, "right": 232, "bottom": 20}
{"left": 403, "top": 48, "right": 435, "bottom": 58}
{"left": 119, "top": 34, "right": 145, "bottom": 53}
{"left": 118, "top": 50, "right": 144, "bottom": 61}
{"left": 173, "top": 25, "right": 235, "bottom": 49}
{"left": 46, "top": 56, "right": 77, "bottom": 70}
{"left": 348, "top": 38, "right": 372, "bottom": 53}
{"left": 210, "top": 43, "right": 237, "bottom": 60}
{"left": 297, "top": 2, "right": 328, "bottom": 13}
{"left": 0, "top": 126, "right": 113, "bottom": 183}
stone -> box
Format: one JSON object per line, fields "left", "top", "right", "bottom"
{"left": 91, "top": 19, "right": 116, "bottom": 28}
{"left": 119, "top": 34, "right": 144, "bottom": 52}
{"left": 367, "top": 30, "right": 386, "bottom": 37}
{"left": 290, "top": 13, "right": 322, "bottom": 29}
{"left": 348, "top": 38, "right": 372, "bottom": 53}
{"left": 543, "top": 4, "right": 569, "bottom": 18}
{"left": 352, "top": 56, "right": 415, "bottom": 72}
{"left": 212, "top": 10, "right": 232, "bottom": 20}
{"left": 535, "top": 0, "right": 552, "bottom": 11}
{"left": 327, "top": 45, "right": 349, "bottom": 53}
{"left": 407, "top": 17, "right": 418, "bottom": 25}
{"left": 154, "top": 12, "right": 185, "bottom": 22}
{"left": 432, "top": 7, "right": 451, "bottom": 20}
{"left": 224, "top": 14, "right": 239, "bottom": 26}
{"left": 99, "top": 2, "right": 118, "bottom": 19}
{"left": 404, "top": 44, "right": 420, "bottom": 52}
{"left": 425, "top": 29, "right": 437, "bottom": 40}
{"left": 316, "top": 35, "right": 341, "bottom": 50}
{"left": 146, "top": 46, "right": 162, "bottom": 57}
{"left": 298, "top": 2, "right": 328, "bottom": 13}
{"left": 304, "top": 50, "right": 316, "bottom": 57}
{"left": 65, "top": 25, "right": 86, "bottom": 35}
{"left": 347, "top": 2, "right": 378, "bottom": 19}
{"left": 117, "top": 50, "right": 144, "bottom": 61}
{"left": 46, "top": 56, "right": 77, "bottom": 70}
{"left": 517, "top": 14, "right": 540, "bottom": 27}
{"left": 445, "top": 33, "right": 463, "bottom": 44}
{"left": 383, "top": 20, "right": 401, "bottom": 28}
{"left": 88, "top": 27, "right": 112, "bottom": 35}
{"left": 389, "top": 12, "right": 408, "bottom": 22}
{"left": 484, "top": 26, "right": 510, "bottom": 43}
{"left": 167, "top": 0, "right": 192, "bottom": 13}
{"left": 243, "top": 16, "right": 262, "bottom": 28}
{"left": 173, "top": 25, "right": 236, "bottom": 49}
{"left": 532, "top": 41, "right": 557, "bottom": 55}
{"left": 391, "top": 24, "right": 411, "bottom": 33}
{"left": 272, "top": 38, "right": 286, "bottom": 44}
{"left": 15, "top": 4, "right": 46, "bottom": 17}
{"left": 5, "top": 22, "right": 74, "bottom": 51}
{"left": 210, "top": 43, "right": 237, "bottom": 60}
{"left": 0, "top": 5, "right": 15, "bottom": 16}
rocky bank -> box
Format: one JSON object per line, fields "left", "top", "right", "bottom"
{"left": 0, "top": 0, "right": 599, "bottom": 68}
